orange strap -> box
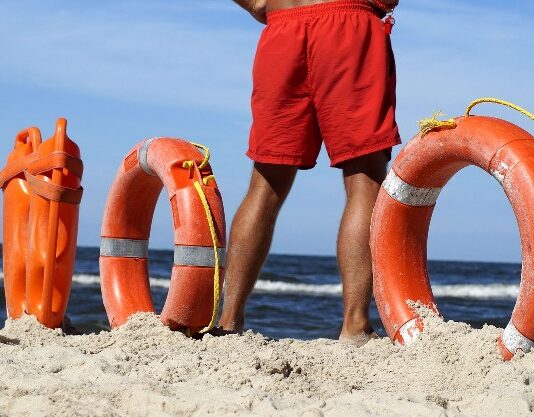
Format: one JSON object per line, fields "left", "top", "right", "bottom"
{"left": 24, "top": 171, "right": 83, "bottom": 205}
{"left": 0, "top": 151, "right": 83, "bottom": 189}
{"left": 27, "top": 152, "right": 84, "bottom": 178}
{"left": 0, "top": 151, "right": 84, "bottom": 204}
{"left": 0, "top": 153, "right": 39, "bottom": 189}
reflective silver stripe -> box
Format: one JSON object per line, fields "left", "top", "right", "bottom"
{"left": 501, "top": 321, "right": 534, "bottom": 355}
{"left": 100, "top": 238, "right": 149, "bottom": 258}
{"left": 397, "top": 318, "right": 421, "bottom": 346}
{"left": 383, "top": 170, "right": 441, "bottom": 207}
{"left": 138, "top": 137, "right": 160, "bottom": 176}
{"left": 174, "top": 245, "right": 226, "bottom": 267}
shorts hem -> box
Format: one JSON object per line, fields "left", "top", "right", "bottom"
{"left": 246, "top": 150, "right": 317, "bottom": 169}
{"left": 330, "top": 136, "right": 402, "bottom": 168}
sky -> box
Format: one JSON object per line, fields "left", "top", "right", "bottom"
{"left": 0, "top": 0, "right": 532, "bottom": 262}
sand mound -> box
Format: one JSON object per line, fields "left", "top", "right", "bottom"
{"left": 0, "top": 312, "right": 533, "bottom": 416}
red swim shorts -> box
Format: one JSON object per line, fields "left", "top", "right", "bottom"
{"left": 247, "top": 0, "right": 401, "bottom": 169}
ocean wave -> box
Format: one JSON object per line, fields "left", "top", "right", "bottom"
{"left": 60, "top": 275, "right": 526, "bottom": 299}
{"left": 432, "top": 284, "right": 519, "bottom": 299}
{"left": 0, "top": 274, "right": 520, "bottom": 299}
{"left": 72, "top": 274, "right": 172, "bottom": 288}
{"left": 254, "top": 281, "right": 520, "bottom": 299}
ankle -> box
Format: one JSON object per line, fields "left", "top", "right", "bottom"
{"left": 218, "top": 308, "right": 245, "bottom": 332}
{"left": 340, "top": 314, "right": 371, "bottom": 337}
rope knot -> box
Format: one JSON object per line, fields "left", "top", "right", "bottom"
{"left": 417, "top": 112, "right": 457, "bottom": 137}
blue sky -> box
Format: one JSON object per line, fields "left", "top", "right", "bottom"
{"left": 0, "top": 0, "right": 532, "bottom": 262}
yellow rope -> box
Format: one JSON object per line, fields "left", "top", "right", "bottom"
{"left": 465, "top": 97, "right": 534, "bottom": 121}
{"left": 192, "top": 180, "right": 220, "bottom": 334}
{"left": 417, "top": 111, "right": 457, "bottom": 137}
{"left": 181, "top": 140, "right": 219, "bottom": 334}
{"left": 182, "top": 160, "right": 194, "bottom": 170}
{"left": 189, "top": 142, "right": 211, "bottom": 169}
{"left": 202, "top": 175, "right": 216, "bottom": 186}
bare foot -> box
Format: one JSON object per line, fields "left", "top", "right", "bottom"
{"left": 218, "top": 313, "right": 245, "bottom": 334}
{"left": 338, "top": 329, "right": 380, "bottom": 347}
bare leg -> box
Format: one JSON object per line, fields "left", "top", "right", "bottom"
{"left": 218, "top": 163, "right": 297, "bottom": 332}
{"left": 337, "top": 151, "right": 388, "bottom": 345}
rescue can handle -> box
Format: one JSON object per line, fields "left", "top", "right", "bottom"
{"left": 40, "top": 117, "right": 68, "bottom": 325}
{"left": 14, "top": 127, "right": 42, "bottom": 151}
{"left": 53, "top": 118, "right": 68, "bottom": 150}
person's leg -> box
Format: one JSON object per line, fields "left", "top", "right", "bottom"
{"left": 219, "top": 162, "right": 298, "bottom": 332}
{"left": 337, "top": 150, "right": 389, "bottom": 345}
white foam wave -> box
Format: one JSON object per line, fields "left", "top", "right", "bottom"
{"left": 432, "top": 284, "right": 519, "bottom": 299}
{"left": 72, "top": 274, "right": 171, "bottom": 288}
{"left": 254, "top": 280, "right": 341, "bottom": 296}
{"left": 255, "top": 281, "right": 520, "bottom": 299}
{"left": 0, "top": 273, "right": 172, "bottom": 289}
{"left": 0, "top": 274, "right": 521, "bottom": 299}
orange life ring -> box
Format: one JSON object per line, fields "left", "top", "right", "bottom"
{"left": 99, "top": 137, "right": 226, "bottom": 334}
{"left": 370, "top": 115, "right": 534, "bottom": 360}
{"left": 0, "top": 118, "right": 84, "bottom": 328}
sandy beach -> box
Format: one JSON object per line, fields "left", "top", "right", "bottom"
{"left": 0, "top": 311, "right": 532, "bottom": 417}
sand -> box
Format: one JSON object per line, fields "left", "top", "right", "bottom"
{"left": 0, "top": 312, "right": 533, "bottom": 417}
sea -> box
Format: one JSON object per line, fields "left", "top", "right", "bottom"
{"left": 0, "top": 246, "right": 522, "bottom": 339}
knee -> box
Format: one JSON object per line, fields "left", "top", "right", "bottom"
{"left": 247, "top": 163, "right": 297, "bottom": 208}
{"left": 245, "top": 182, "right": 286, "bottom": 214}
{"left": 340, "top": 150, "right": 389, "bottom": 185}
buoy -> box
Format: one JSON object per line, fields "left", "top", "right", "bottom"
{"left": 370, "top": 99, "right": 534, "bottom": 360}
{"left": 0, "top": 118, "right": 84, "bottom": 328}
{"left": 100, "top": 137, "right": 226, "bottom": 335}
